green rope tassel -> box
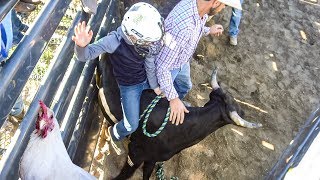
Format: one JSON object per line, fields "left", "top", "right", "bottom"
{"left": 140, "top": 95, "right": 171, "bottom": 138}
{"left": 156, "top": 162, "right": 179, "bottom": 180}
{"left": 156, "top": 162, "right": 165, "bottom": 180}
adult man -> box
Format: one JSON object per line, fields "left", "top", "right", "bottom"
{"left": 229, "top": 0, "right": 244, "bottom": 45}
{"left": 1, "top": 11, "right": 25, "bottom": 123}
{"left": 12, "top": 10, "right": 29, "bottom": 45}
{"left": 1, "top": 12, "right": 13, "bottom": 66}
{"left": 156, "top": 0, "right": 242, "bottom": 125}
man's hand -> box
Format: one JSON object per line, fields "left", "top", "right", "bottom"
{"left": 72, "top": 21, "right": 93, "bottom": 47}
{"left": 209, "top": 24, "right": 224, "bottom": 37}
{"left": 169, "top": 98, "right": 189, "bottom": 125}
{"left": 153, "top": 87, "right": 162, "bottom": 96}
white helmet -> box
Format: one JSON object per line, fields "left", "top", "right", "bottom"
{"left": 121, "top": 2, "right": 164, "bottom": 45}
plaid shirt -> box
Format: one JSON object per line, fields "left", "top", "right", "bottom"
{"left": 155, "top": 0, "right": 209, "bottom": 101}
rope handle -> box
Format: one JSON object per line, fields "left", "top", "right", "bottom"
{"left": 141, "top": 95, "right": 170, "bottom": 138}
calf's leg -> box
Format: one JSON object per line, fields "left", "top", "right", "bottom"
{"left": 143, "top": 161, "right": 156, "bottom": 180}
{"left": 113, "top": 157, "right": 142, "bottom": 180}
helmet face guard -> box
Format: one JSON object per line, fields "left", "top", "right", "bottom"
{"left": 134, "top": 40, "right": 163, "bottom": 58}
{"left": 123, "top": 17, "right": 165, "bottom": 58}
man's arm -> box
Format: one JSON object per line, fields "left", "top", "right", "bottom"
{"left": 203, "top": 26, "right": 211, "bottom": 36}
{"left": 156, "top": 29, "right": 192, "bottom": 100}
{"left": 156, "top": 28, "right": 191, "bottom": 125}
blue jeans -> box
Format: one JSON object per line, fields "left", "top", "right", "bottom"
{"left": 0, "top": 11, "right": 24, "bottom": 117}
{"left": 170, "top": 62, "right": 192, "bottom": 100}
{"left": 10, "top": 94, "right": 24, "bottom": 116}
{"left": 0, "top": 11, "right": 12, "bottom": 62}
{"left": 229, "top": 0, "right": 244, "bottom": 37}
{"left": 111, "top": 80, "right": 150, "bottom": 141}
{"left": 12, "top": 10, "right": 28, "bottom": 45}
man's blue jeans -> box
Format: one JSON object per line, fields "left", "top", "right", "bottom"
{"left": 0, "top": 10, "right": 24, "bottom": 117}
{"left": 10, "top": 94, "right": 24, "bottom": 116}
{"left": 229, "top": 0, "right": 244, "bottom": 37}
{"left": 12, "top": 10, "right": 28, "bottom": 45}
{"left": 111, "top": 80, "right": 150, "bottom": 141}
{"left": 170, "top": 62, "right": 192, "bottom": 100}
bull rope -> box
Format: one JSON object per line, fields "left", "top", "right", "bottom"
{"left": 140, "top": 97, "right": 178, "bottom": 179}
{"left": 140, "top": 95, "right": 170, "bottom": 138}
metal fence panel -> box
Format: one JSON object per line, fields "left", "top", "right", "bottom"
{"left": 266, "top": 106, "right": 320, "bottom": 179}
{"left": 0, "top": 0, "right": 116, "bottom": 178}
{"left": 0, "top": 0, "right": 19, "bottom": 22}
{"left": 0, "top": 0, "right": 72, "bottom": 127}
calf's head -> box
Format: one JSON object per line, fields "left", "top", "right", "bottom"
{"left": 207, "top": 69, "right": 262, "bottom": 128}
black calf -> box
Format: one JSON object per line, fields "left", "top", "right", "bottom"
{"left": 114, "top": 70, "right": 262, "bottom": 180}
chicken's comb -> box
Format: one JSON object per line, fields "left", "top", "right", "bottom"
{"left": 39, "top": 100, "right": 48, "bottom": 115}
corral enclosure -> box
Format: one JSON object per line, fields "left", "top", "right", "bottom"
{"left": 102, "top": 0, "right": 320, "bottom": 179}
{"left": 0, "top": 0, "right": 319, "bottom": 179}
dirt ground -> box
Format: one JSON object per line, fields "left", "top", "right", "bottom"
{"left": 167, "top": 0, "right": 319, "bottom": 179}
{"left": 13, "top": 0, "right": 319, "bottom": 179}
{"left": 101, "top": 0, "right": 320, "bottom": 179}
{"left": 12, "top": 0, "right": 319, "bottom": 179}
{"left": 11, "top": 0, "right": 318, "bottom": 179}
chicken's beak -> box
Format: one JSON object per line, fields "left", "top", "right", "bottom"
{"left": 39, "top": 120, "right": 46, "bottom": 130}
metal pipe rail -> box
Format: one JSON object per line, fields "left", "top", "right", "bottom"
{"left": 266, "top": 105, "right": 320, "bottom": 179}
{"left": 61, "top": 0, "right": 116, "bottom": 147}
{"left": 0, "top": 0, "right": 72, "bottom": 127}
{"left": 65, "top": 0, "right": 117, "bottom": 160}
{"left": 0, "top": 0, "right": 19, "bottom": 22}
{"left": 66, "top": 77, "right": 98, "bottom": 160}
{"left": 0, "top": 10, "right": 83, "bottom": 179}
{"left": 53, "top": 0, "right": 112, "bottom": 127}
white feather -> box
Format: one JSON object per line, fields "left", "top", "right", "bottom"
{"left": 19, "top": 109, "right": 96, "bottom": 180}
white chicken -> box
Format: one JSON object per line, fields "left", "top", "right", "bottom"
{"left": 19, "top": 101, "right": 96, "bottom": 180}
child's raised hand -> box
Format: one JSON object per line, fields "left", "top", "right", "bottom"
{"left": 72, "top": 21, "right": 93, "bottom": 47}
